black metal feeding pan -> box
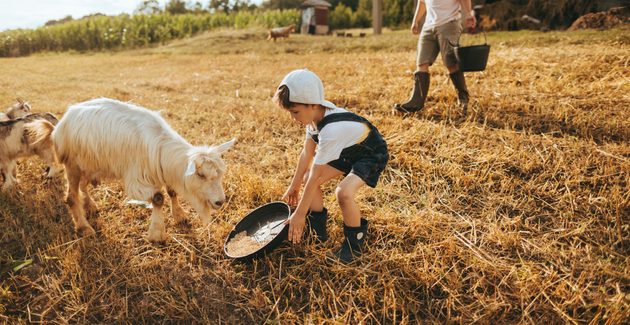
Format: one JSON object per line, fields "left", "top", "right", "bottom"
{"left": 224, "top": 201, "right": 290, "bottom": 261}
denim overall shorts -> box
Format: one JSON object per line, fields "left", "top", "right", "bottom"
{"left": 311, "top": 112, "right": 389, "bottom": 188}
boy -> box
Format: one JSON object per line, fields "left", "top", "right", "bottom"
{"left": 273, "top": 69, "right": 389, "bottom": 264}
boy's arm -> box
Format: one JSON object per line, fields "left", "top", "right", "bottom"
{"left": 291, "top": 138, "right": 316, "bottom": 188}
{"left": 286, "top": 162, "right": 326, "bottom": 243}
{"left": 283, "top": 138, "right": 316, "bottom": 206}
{"left": 411, "top": 1, "right": 426, "bottom": 35}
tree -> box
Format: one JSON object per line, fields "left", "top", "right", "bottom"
{"left": 210, "top": 0, "right": 256, "bottom": 14}
{"left": 329, "top": 4, "right": 353, "bottom": 29}
{"left": 232, "top": 0, "right": 257, "bottom": 12}
{"left": 165, "top": 0, "right": 189, "bottom": 14}
{"left": 330, "top": 0, "right": 360, "bottom": 11}
{"left": 44, "top": 15, "right": 74, "bottom": 27}
{"left": 189, "top": 1, "right": 209, "bottom": 14}
{"left": 261, "top": 0, "right": 303, "bottom": 11}
{"left": 209, "top": 0, "right": 232, "bottom": 13}
{"left": 354, "top": 0, "right": 372, "bottom": 27}
{"left": 134, "top": 0, "right": 163, "bottom": 15}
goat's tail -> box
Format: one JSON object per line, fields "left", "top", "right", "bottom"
{"left": 25, "top": 120, "right": 55, "bottom": 147}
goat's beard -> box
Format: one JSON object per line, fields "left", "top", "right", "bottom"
{"left": 189, "top": 196, "right": 213, "bottom": 226}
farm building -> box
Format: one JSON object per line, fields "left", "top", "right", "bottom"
{"left": 300, "top": 0, "right": 331, "bottom": 35}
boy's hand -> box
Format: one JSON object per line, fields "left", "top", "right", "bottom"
{"left": 282, "top": 186, "right": 300, "bottom": 207}
{"left": 284, "top": 210, "right": 306, "bottom": 244}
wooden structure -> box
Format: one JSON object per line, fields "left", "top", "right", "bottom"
{"left": 373, "top": 0, "right": 382, "bottom": 35}
{"left": 300, "top": 0, "right": 332, "bottom": 35}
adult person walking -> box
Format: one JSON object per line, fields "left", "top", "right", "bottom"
{"left": 395, "top": 0, "right": 476, "bottom": 113}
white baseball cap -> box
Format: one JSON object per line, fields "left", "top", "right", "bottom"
{"left": 278, "top": 69, "right": 337, "bottom": 109}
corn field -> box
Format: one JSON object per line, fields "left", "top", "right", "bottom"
{"left": 0, "top": 10, "right": 301, "bottom": 58}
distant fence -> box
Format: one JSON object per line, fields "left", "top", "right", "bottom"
{"left": 0, "top": 10, "right": 301, "bottom": 57}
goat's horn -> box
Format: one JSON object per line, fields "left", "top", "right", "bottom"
{"left": 16, "top": 97, "right": 24, "bottom": 104}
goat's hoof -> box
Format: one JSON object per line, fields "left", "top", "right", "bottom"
{"left": 148, "top": 232, "right": 167, "bottom": 245}
{"left": 175, "top": 218, "right": 192, "bottom": 228}
{"left": 85, "top": 203, "right": 99, "bottom": 214}
{"left": 76, "top": 225, "right": 96, "bottom": 237}
{"left": 148, "top": 236, "right": 167, "bottom": 246}
{"left": 173, "top": 212, "right": 189, "bottom": 224}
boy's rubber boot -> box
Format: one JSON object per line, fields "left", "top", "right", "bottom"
{"left": 326, "top": 218, "right": 369, "bottom": 264}
{"left": 395, "top": 71, "right": 430, "bottom": 113}
{"left": 303, "top": 208, "right": 328, "bottom": 243}
{"left": 449, "top": 70, "right": 470, "bottom": 111}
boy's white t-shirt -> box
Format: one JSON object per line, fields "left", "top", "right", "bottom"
{"left": 305, "top": 107, "right": 371, "bottom": 166}
{"left": 420, "top": 0, "right": 462, "bottom": 29}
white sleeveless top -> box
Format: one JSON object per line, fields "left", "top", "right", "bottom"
{"left": 305, "top": 107, "right": 370, "bottom": 165}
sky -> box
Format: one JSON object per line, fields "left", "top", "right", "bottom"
{"left": 0, "top": 0, "right": 265, "bottom": 32}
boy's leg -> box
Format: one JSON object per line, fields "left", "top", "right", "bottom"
{"left": 303, "top": 165, "right": 345, "bottom": 211}
{"left": 328, "top": 174, "right": 370, "bottom": 264}
{"left": 303, "top": 170, "right": 324, "bottom": 212}
{"left": 335, "top": 174, "right": 366, "bottom": 227}
{"left": 303, "top": 166, "right": 344, "bottom": 242}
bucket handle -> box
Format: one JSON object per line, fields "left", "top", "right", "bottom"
{"left": 450, "top": 27, "right": 487, "bottom": 48}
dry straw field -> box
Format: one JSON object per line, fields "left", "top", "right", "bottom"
{"left": 1, "top": 27, "right": 629, "bottom": 324}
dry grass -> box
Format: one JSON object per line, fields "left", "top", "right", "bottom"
{"left": 0, "top": 28, "right": 629, "bottom": 324}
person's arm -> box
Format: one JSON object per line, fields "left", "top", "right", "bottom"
{"left": 460, "top": 0, "right": 477, "bottom": 29}
{"left": 286, "top": 163, "right": 326, "bottom": 243}
{"left": 282, "top": 137, "right": 316, "bottom": 207}
{"left": 411, "top": 1, "right": 426, "bottom": 35}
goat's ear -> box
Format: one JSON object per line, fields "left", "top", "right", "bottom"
{"left": 185, "top": 161, "right": 196, "bottom": 177}
{"left": 215, "top": 138, "right": 236, "bottom": 154}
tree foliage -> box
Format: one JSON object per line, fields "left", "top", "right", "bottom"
{"left": 134, "top": 0, "right": 163, "bottom": 15}
{"left": 165, "top": 0, "right": 190, "bottom": 14}
{"left": 262, "top": 0, "right": 303, "bottom": 11}
{"left": 210, "top": 0, "right": 256, "bottom": 14}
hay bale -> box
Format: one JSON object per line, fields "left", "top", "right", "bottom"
{"left": 479, "top": 0, "right": 602, "bottom": 30}
{"left": 568, "top": 6, "right": 630, "bottom": 30}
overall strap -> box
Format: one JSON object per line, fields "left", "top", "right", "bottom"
{"left": 316, "top": 112, "right": 371, "bottom": 132}
{"left": 311, "top": 112, "right": 372, "bottom": 144}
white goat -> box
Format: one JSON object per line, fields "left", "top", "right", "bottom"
{"left": 0, "top": 98, "right": 32, "bottom": 122}
{"left": 50, "top": 98, "right": 235, "bottom": 244}
{"left": 0, "top": 113, "right": 62, "bottom": 191}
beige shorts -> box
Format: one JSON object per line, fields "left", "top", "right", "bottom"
{"left": 417, "top": 19, "right": 463, "bottom": 68}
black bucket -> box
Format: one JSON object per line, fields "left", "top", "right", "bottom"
{"left": 452, "top": 28, "right": 490, "bottom": 72}
{"left": 224, "top": 201, "right": 290, "bottom": 261}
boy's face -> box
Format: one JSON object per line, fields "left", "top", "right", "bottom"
{"left": 287, "top": 103, "right": 320, "bottom": 125}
